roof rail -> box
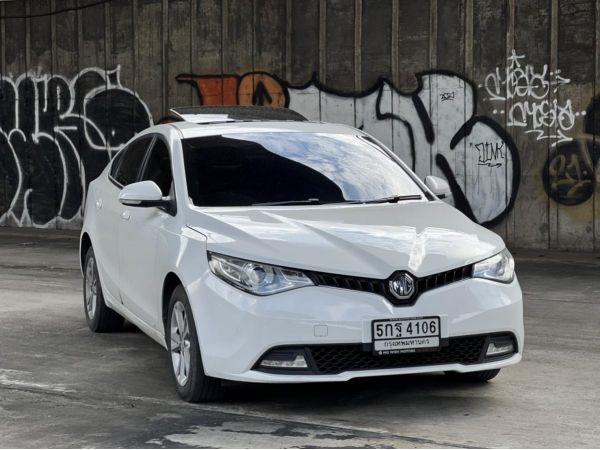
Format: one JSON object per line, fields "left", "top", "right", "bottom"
{"left": 170, "top": 105, "right": 308, "bottom": 123}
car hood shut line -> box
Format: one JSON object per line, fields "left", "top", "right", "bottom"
{"left": 186, "top": 201, "right": 504, "bottom": 279}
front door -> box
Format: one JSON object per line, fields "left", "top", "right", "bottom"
{"left": 96, "top": 136, "right": 153, "bottom": 302}
{"left": 118, "top": 136, "right": 175, "bottom": 327}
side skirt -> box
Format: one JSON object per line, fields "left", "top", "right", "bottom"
{"left": 103, "top": 289, "right": 168, "bottom": 350}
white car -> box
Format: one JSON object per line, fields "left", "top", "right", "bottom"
{"left": 80, "top": 106, "right": 523, "bottom": 402}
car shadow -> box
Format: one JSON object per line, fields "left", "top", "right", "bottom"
{"left": 221, "top": 372, "right": 497, "bottom": 414}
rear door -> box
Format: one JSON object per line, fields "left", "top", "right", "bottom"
{"left": 118, "top": 135, "right": 175, "bottom": 326}
{"left": 95, "top": 136, "right": 153, "bottom": 303}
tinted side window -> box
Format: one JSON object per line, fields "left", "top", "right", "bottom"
{"left": 113, "top": 137, "right": 153, "bottom": 186}
{"left": 109, "top": 151, "right": 124, "bottom": 178}
{"left": 140, "top": 139, "right": 173, "bottom": 196}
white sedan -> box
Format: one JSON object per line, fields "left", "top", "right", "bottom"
{"left": 80, "top": 107, "right": 523, "bottom": 402}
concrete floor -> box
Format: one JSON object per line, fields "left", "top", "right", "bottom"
{"left": 0, "top": 228, "right": 599, "bottom": 448}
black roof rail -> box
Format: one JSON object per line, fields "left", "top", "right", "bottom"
{"left": 170, "top": 105, "right": 308, "bottom": 123}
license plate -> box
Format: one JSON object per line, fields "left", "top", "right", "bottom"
{"left": 372, "top": 316, "right": 440, "bottom": 355}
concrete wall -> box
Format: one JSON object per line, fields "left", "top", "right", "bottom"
{"left": 1, "top": 0, "right": 599, "bottom": 250}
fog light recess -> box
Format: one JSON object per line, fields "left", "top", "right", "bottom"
{"left": 485, "top": 337, "right": 515, "bottom": 358}
{"left": 259, "top": 349, "right": 309, "bottom": 369}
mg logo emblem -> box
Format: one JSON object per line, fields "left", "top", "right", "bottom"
{"left": 389, "top": 272, "right": 415, "bottom": 300}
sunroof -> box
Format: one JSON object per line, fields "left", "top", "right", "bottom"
{"left": 170, "top": 106, "right": 307, "bottom": 123}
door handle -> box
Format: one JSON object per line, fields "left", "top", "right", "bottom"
{"left": 120, "top": 210, "right": 130, "bottom": 221}
{"left": 95, "top": 199, "right": 102, "bottom": 210}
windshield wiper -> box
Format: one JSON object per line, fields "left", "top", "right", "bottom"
{"left": 252, "top": 194, "right": 422, "bottom": 206}
{"left": 359, "top": 194, "right": 422, "bottom": 204}
{"left": 252, "top": 198, "right": 325, "bottom": 206}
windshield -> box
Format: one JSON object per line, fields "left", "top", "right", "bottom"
{"left": 182, "top": 132, "right": 424, "bottom": 207}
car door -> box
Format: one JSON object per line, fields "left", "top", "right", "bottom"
{"left": 94, "top": 136, "right": 153, "bottom": 302}
{"left": 118, "top": 135, "right": 175, "bottom": 327}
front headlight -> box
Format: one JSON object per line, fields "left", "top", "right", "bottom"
{"left": 473, "top": 248, "right": 515, "bottom": 283}
{"left": 208, "top": 252, "right": 314, "bottom": 295}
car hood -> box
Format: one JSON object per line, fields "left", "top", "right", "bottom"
{"left": 186, "top": 201, "right": 504, "bottom": 279}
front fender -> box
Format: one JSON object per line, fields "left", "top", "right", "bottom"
{"left": 155, "top": 225, "right": 209, "bottom": 337}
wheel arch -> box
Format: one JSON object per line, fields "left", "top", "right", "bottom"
{"left": 162, "top": 272, "right": 184, "bottom": 332}
{"left": 80, "top": 232, "right": 92, "bottom": 273}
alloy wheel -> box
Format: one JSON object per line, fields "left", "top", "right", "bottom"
{"left": 85, "top": 257, "right": 98, "bottom": 320}
{"left": 170, "top": 301, "right": 191, "bottom": 386}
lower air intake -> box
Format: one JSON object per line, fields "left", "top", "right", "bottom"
{"left": 308, "top": 335, "right": 488, "bottom": 375}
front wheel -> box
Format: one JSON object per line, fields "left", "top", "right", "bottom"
{"left": 445, "top": 368, "right": 501, "bottom": 382}
{"left": 83, "top": 247, "right": 124, "bottom": 332}
{"left": 167, "top": 285, "right": 224, "bottom": 402}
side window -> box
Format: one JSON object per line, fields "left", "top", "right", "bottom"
{"left": 140, "top": 138, "right": 173, "bottom": 196}
{"left": 109, "top": 150, "right": 124, "bottom": 178}
{"left": 113, "top": 137, "right": 153, "bottom": 186}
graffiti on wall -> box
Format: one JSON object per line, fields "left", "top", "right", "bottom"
{"left": 481, "top": 50, "right": 584, "bottom": 146}
{"left": 543, "top": 97, "right": 600, "bottom": 205}
{"left": 176, "top": 70, "right": 520, "bottom": 226}
{"left": 0, "top": 66, "right": 152, "bottom": 227}
{"left": 176, "top": 72, "right": 288, "bottom": 107}
{"left": 0, "top": 65, "right": 519, "bottom": 228}
{"left": 479, "top": 49, "right": 597, "bottom": 207}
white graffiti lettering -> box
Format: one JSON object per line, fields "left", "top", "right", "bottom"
{"left": 481, "top": 49, "right": 584, "bottom": 146}
{"left": 0, "top": 66, "right": 152, "bottom": 228}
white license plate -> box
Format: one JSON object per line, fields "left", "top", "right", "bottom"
{"left": 372, "top": 317, "right": 441, "bottom": 355}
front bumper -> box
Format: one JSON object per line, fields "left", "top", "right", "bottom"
{"left": 189, "top": 273, "right": 524, "bottom": 383}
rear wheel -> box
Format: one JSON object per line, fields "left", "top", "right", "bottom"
{"left": 83, "top": 247, "right": 124, "bottom": 332}
{"left": 445, "top": 369, "right": 501, "bottom": 382}
{"left": 167, "top": 285, "right": 223, "bottom": 402}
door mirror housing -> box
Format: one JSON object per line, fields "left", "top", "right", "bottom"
{"left": 119, "top": 181, "right": 175, "bottom": 214}
{"left": 119, "top": 180, "right": 163, "bottom": 206}
{"left": 425, "top": 176, "right": 451, "bottom": 199}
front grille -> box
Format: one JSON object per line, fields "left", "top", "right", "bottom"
{"left": 306, "top": 265, "right": 473, "bottom": 306}
{"left": 308, "top": 273, "right": 385, "bottom": 295}
{"left": 308, "top": 336, "right": 486, "bottom": 375}
{"left": 416, "top": 265, "right": 473, "bottom": 293}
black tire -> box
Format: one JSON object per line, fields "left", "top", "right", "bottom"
{"left": 445, "top": 368, "right": 501, "bottom": 382}
{"left": 83, "top": 247, "right": 124, "bottom": 333}
{"left": 167, "top": 285, "right": 224, "bottom": 402}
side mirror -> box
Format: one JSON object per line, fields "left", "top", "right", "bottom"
{"left": 425, "top": 176, "right": 451, "bottom": 199}
{"left": 119, "top": 181, "right": 166, "bottom": 208}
